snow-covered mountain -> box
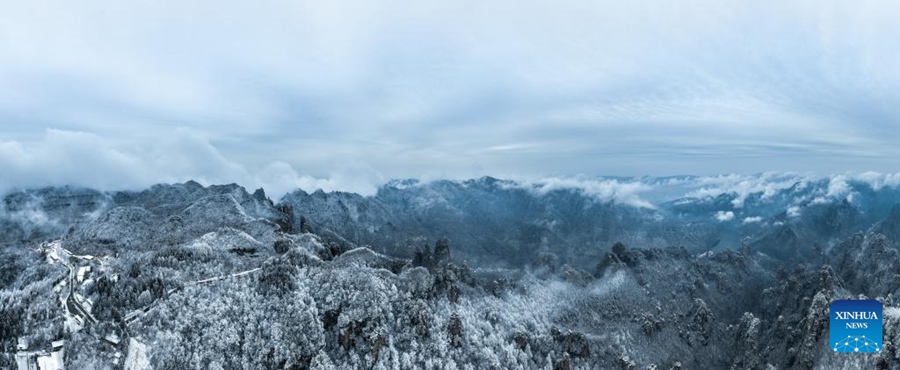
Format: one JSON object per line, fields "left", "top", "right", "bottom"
{"left": 282, "top": 174, "right": 900, "bottom": 266}
{"left": 3, "top": 174, "right": 900, "bottom": 369}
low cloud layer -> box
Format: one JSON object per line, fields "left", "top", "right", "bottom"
{"left": 525, "top": 177, "right": 655, "bottom": 209}
{"left": 0, "top": 128, "right": 384, "bottom": 198}
{"left": 3, "top": 129, "right": 900, "bottom": 206}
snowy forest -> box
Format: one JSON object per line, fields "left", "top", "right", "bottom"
{"left": 3, "top": 175, "right": 900, "bottom": 369}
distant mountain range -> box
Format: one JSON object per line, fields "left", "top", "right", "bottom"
{"left": 4, "top": 174, "right": 900, "bottom": 266}
{"left": 281, "top": 174, "right": 900, "bottom": 266}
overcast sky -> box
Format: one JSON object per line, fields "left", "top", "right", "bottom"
{"left": 2, "top": 0, "right": 899, "bottom": 197}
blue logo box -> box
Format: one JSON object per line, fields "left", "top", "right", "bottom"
{"left": 830, "top": 299, "right": 883, "bottom": 353}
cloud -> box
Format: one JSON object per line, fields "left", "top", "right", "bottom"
{"left": 742, "top": 216, "right": 763, "bottom": 224}
{"left": 0, "top": 128, "right": 382, "bottom": 199}
{"left": 805, "top": 175, "right": 856, "bottom": 204}
{"left": 715, "top": 211, "right": 735, "bottom": 222}
{"left": 6, "top": 129, "right": 900, "bottom": 213}
{"left": 678, "top": 172, "right": 900, "bottom": 207}
{"left": 825, "top": 175, "right": 853, "bottom": 201}
{"left": 0, "top": 129, "right": 149, "bottom": 192}
{"left": 685, "top": 173, "right": 813, "bottom": 207}
{"left": 853, "top": 172, "right": 900, "bottom": 190}
{"left": 254, "top": 161, "right": 385, "bottom": 198}
{"left": 0, "top": 0, "right": 899, "bottom": 182}
{"left": 523, "top": 177, "right": 655, "bottom": 208}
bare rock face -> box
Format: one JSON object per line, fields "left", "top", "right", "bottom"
{"left": 793, "top": 290, "right": 832, "bottom": 370}
{"left": 685, "top": 298, "right": 714, "bottom": 347}
{"left": 730, "top": 312, "right": 763, "bottom": 370}
{"left": 640, "top": 313, "right": 664, "bottom": 337}
{"left": 553, "top": 352, "right": 571, "bottom": 370}
{"left": 448, "top": 312, "right": 464, "bottom": 347}
{"left": 533, "top": 252, "right": 560, "bottom": 277}
{"left": 272, "top": 238, "right": 293, "bottom": 254}
{"left": 434, "top": 237, "right": 452, "bottom": 267}
{"left": 513, "top": 332, "right": 528, "bottom": 350}
{"left": 275, "top": 204, "right": 294, "bottom": 234}
{"left": 551, "top": 328, "right": 590, "bottom": 358}
{"left": 596, "top": 251, "right": 625, "bottom": 277}
{"left": 340, "top": 325, "right": 355, "bottom": 350}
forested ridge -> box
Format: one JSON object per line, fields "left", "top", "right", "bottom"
{"left": 3, "top": 179, "right": 900, "bottom": 369}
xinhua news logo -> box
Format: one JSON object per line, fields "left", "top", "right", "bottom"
{"left": 830, "top": 299, "right": 883, "bottom": 353}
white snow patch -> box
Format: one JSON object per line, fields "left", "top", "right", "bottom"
{"left": 15, "top": 353, "right": 29, "bottom": 370}
{"left": 124, "top": 338, "right": 150, "bottom": 370}
{"left": 36, "top": 350, "right": 64, "bottom": 370}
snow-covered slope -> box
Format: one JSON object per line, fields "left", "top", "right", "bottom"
{"left": 280, "top": 174, "right": 900, "bottom": 267}
{"left": 3, "top": 175, "right": 900, "bottom": 369}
